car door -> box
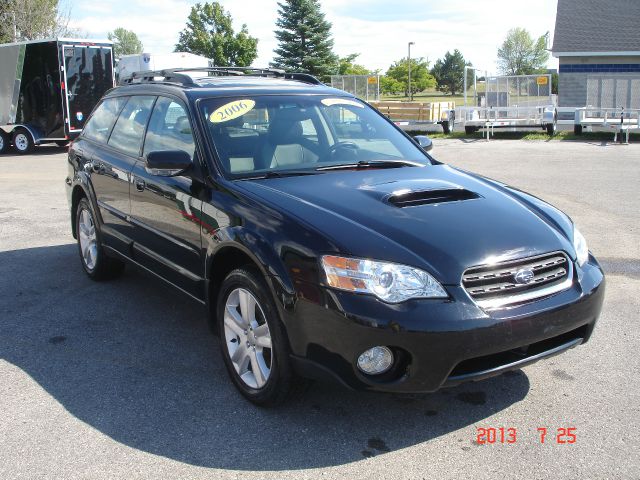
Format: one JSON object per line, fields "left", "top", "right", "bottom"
{"left": 86, "top": 95, "right": 155, "bottom": 254}
{"left": 129, "top": 96, "right": 204, "bottom": 300}
{"left": 77, "top": 95, "right": 130, "bottom": 254}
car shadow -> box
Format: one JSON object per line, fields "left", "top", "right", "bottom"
{"left": 0, "top": 244, "right": 530, "bottom": 471}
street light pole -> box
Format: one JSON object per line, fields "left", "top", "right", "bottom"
{"left": 408, "top": 41, "right": 415, "bottom": 101}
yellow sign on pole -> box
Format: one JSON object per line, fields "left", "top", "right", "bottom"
{"left": 536, "top": 76, "right": 548, "bottom": 86}
{"left": 367, "top": 76, "right": 378, "bottom": 84}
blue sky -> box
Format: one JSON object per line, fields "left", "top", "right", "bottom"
{"left": 67, "top": 0, "right": 559, "bottom": 73}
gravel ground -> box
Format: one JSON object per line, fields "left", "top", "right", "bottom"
{"left": 0, "top": 139, "right": 638, "bottom": 479}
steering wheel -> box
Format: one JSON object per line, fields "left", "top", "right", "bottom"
{"left": 328, "top": 141, "right": 360, "bottom": 158}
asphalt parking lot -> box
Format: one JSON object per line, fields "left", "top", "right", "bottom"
{"left": 0, "top": 139, "right": 638, "bottom": 479}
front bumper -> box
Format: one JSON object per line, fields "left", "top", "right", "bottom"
{"left": 285, "top": 255, "right": 605, "bottom": 392}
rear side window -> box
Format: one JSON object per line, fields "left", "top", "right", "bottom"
{"left": 83, "top": 97, "right": 126, "bottom": 143}
{"left": 107, "top": 96, "right": 156, "bottom": 157}
{"left": 143, "top": 97, "right": 195, "bottom": 159}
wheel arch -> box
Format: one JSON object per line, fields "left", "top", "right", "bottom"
{"left": 10, "top": 124, "right": 44, "bottom": 144}
{"left": 205, "top": 240, "right": 296, "bottom": 334}
{"left": 69, "top": 176, "right": 100, "bottom": 239}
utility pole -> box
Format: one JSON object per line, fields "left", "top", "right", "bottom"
{"left": 408, "top": 41, "right": 415, "bottom": 101}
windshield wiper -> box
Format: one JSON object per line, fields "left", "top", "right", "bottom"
{"left": 242, "top": 170, "right": 321, "bottom": 180}
{"left": 316, "top": 160, "right": 422, "bottom": 171}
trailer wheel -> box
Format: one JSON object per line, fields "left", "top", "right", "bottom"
{"left": 0, "top": 130, "right": 9, "bottom": 154}
{"left": 465, "top": 126, "right": 479, "bottom": 135}
{"left": 546, "top": 114, "right": 558, "bottom": 136}
{"left": 12, "top": 128, "right": 34, "bottom": 154}
{"left": 442, "top": 121, "right": 452, "bottom": 134}
{"left": 545, "top": 122, "right": 557, "bottom": 136}
{"left": 574, "top": 125, "right": 583, "bottom": 135}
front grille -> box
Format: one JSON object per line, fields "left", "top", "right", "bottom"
{"left": 462, "top": 251, "right": 572, "bottom": 309}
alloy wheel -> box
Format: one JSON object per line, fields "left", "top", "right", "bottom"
{"left": 78, "top": 208, "right": 98, "bottom": 270}
{"left": 223, "top": 288, "right": 272, "bottom": 389}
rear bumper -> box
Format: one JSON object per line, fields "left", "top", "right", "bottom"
{"left": 286, "top": 255, "right": 605, "bottom": 393}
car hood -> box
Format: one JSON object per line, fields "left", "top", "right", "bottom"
{"left": 235, "top": 165, "right": 575, "bottom": 285}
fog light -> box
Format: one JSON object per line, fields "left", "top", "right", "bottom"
{"left": 357, "top": 346, "right": 394, "bottom": 375}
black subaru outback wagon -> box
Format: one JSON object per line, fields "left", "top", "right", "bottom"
{"left": 66, "top": 68, "right": 604, "bottom": 406}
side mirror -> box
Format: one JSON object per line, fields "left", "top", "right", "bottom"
{"left": 414, "top": 135, "right": 433, "bottom": 152}
{"left": 145, "top": 150, "right": 191, "bottom": 176}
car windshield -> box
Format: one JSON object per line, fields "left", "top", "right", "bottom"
{"left": 199, "top": 95, "right": 431, "bottom": 177}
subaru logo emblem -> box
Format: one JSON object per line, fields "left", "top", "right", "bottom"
{"left": 514, "top": 268, "right": 535, "bottom": 284}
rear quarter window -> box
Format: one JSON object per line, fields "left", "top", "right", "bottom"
{"left": 82, "top": 97, "right": 127, "bottom": 143}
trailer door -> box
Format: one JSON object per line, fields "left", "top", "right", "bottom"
{"left": 62, "top": 44, "right": 114, "bottom": 134}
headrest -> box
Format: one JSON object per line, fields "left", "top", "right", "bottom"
{"left": 174, "top": 116, "right": 191, "bottom": 135}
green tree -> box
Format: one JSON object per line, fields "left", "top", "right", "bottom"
{"left": 271, "top": 0, "right": 338, "bottom": 81}
{"left": 175, "top": 2, "right": 258, "bottom": 67}
{"left": 497, "top": 28, "right": 549, "bottom": 75}
{"left": 431, "top": 49, "right": 472, "bottom": 96}
{"left": 379, "top": 76, "right": 404, "bottom": 95}
{"left": 108, "top": 28, "right": 143, "bottom": 58}
{"left": 337, "top": 53, "right": 370, "bottom": 75}
{"left": 0, "top": 0, "right": 73, "bottom": 42}
{"left": 386, "top": 57, "right": 436, "bottom": 97}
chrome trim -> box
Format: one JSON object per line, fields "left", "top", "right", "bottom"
{"left": 463, "top": 251, "right": 574, "bottom": 310}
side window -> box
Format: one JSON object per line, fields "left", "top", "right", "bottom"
{"left": 107, "top": 96, "right": 156, "bottom": 157}
{"left": 143, "top": 97, "right": 195, "bottom": 159}
{"left": 83, "top": 97, "right": 126, "bottom": 143}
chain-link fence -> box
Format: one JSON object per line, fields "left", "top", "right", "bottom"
{"left": 465, "top": 69, "right": 553, "bottom": 108}
{"left": 330, "top": 75, "right": 380, "bottom": 102}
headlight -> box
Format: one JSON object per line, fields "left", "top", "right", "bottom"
{"left": 321, "top": 255, "right": 448, "bottom": 303}
{"left": 573, "top": 226, "right": 589, "bottom": 266}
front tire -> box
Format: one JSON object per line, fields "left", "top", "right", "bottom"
{"left": 217, "top": 267, "right": 293, "bottom": 406}
{"left": 12, "top": 128, "right": 34, "bottom": 154}
{"left": 76, "top": 198, "right": 125, "bottom": 280}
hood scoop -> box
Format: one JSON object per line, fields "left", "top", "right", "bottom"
{"left": 387, "top": 188, "right": 480, "bottom": 207}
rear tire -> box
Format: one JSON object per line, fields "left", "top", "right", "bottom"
{"left": 76, "top": 198, "right": 125, "bottom": 280}
{"left": 574, "top": 124, "right": 583, "bottom": 135}
{"left": 12, "top": 128, "right": 34, "bottom": 154}
{"left": 0, "top": 130, "right": 8, "bottom": 154}
{"left": 217, "top": 267, "right": 293, "bottom": 406}
{"left": 465, "top": 126, "right": 478, "bottom": 134}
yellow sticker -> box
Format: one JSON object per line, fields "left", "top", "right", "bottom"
{"left": 321, "top": 98, "right": 364, "bottom": 108}
{"left": 209, "top": 99, "right": 256, "bottom": 123}
{"left": 536, "top": 76, "right": 548, "bottom": 86}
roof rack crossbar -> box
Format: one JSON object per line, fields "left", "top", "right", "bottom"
{"left": 121, "top": 67, "right": 324, "bottom": 86}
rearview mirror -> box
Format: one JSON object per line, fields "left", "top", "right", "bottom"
{"left": 414, "top": 135, "right": 433, "bottom": 152}
{"left": 145, "top": 150, "right": 191, "bottom": 176}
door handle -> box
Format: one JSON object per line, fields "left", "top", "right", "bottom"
{"left": 135, "top": 178, "right": 145, "bottom": 192}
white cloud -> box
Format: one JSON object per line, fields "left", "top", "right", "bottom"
{"left": 71, "top": 0, "right": 558, "bottom": 73}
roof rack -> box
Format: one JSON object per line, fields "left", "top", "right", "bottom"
{"left": 121, "top": 67, "right": 324, "bottom": 87}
